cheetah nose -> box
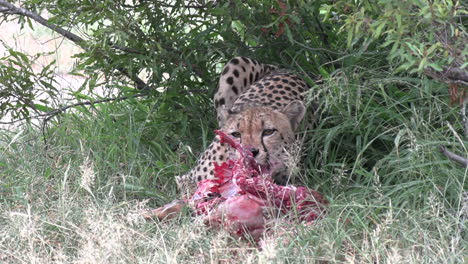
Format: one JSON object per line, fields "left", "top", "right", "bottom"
{"left": 250, "top": 148, "right": 260, "bottom": 157}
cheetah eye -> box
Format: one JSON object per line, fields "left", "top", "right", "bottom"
{"left": 262, "top": 129, "right": 277, "bottom": 136}
{"left": 231, "top": 131, "right": 241, "bottom": 138}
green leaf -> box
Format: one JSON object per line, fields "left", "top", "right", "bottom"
{"left": 288, "top": 14, "right": 301, "bottom": 24}
{"left": 263, "top": 17, "right": 282, "bottom": 28}
{"left": 33, "top": 104, "right": 54, "bottom": 112}
{"left": 418, "top": 57, "right": 427, "bottom": 72}
{"left": 39, "top": 80, "right": 57, "bottom": 91}
{"left": 318, "top": 67, "right": 330, "bottom": 78}
{"left": 373, "top": 22, "right": 386, "bottom": 39}
{"left": 428, "top": 63, "right": 443, "bottom": 72}
{"left": 284, "top": 23, "right": 294, "bottom": 44}
{"left": 395, "top": 61, "right": 415, "bottom": 72}
{"left": 347, "top": 28, "right": 354, "bottom": 48}
{"left": 71, "top": 92, "right": 93, "bottom": 101}
{"left": 426, "top": 44, "right": 439, "bottom": 55}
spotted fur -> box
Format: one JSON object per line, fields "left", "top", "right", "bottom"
{"left": 176, "top": 57, "right": 310, "bottom": 194}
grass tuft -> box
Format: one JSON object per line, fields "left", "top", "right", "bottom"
{"left": 1, "top": 66, "right": 467, "bottom": 262}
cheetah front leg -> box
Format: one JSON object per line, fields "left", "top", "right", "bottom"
{"left": 175, "top": 137, "right": 233, "bottom": 195}
{"left": 144, "top": 138, "right": 234, "bottom": 220}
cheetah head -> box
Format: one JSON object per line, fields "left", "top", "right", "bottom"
{"left": 220, "top": 101, "right": 306, "bottom": 183}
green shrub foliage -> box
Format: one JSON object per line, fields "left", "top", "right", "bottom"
{"left": 0, "top": 0, "right": 466, "bottom": 202}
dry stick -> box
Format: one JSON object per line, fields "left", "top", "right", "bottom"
{"left": 43, "top": 93, "right": 148, "bottom": 122}
{"left": 425, "top": 67, "right": 468, "bottom": 86}
{"left": 0, "top": 0, "right": 147, "bottom": 90}
{"left": 461, "top": 97, "right": 468, "bottom": 137}
{"left": 0, "top": 93, "right": 147, "bottom": 125}
{"left": 439, "top": 146, "right": 468, "bottom": 168}
{"left": 443, "top": 66, "right": 468, "bottom": 83}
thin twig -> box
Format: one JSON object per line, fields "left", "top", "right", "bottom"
{"left": 439, "top": 145, "right": 468, "bottom": 168}
{"left": 157, "top": 0, "right": 221, "bottom": 9}
{"left": 425, "top": 67, "right": 468, "bottom": 85}
{"left": 461, "top": 97, "right": 468, "bottom": 137}
{"left": 44, "top": 93, "right": 148, "bottom": 122}
{"left": 0, "top": 93, "right": 148, "bottom": 125}
{"left": 442, "top": 66, "right": 468, "bottom": 83}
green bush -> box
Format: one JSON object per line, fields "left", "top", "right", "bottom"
{"left": 0, "top": 1, "right": 466, "bottom": 262}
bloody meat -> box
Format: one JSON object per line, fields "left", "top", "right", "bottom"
{"left": 189, "top": 130, "right": 328, "bottom": 240}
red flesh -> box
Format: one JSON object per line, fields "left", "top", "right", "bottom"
{"left": 189, "top": 130, "right": 328, "bottom": 239}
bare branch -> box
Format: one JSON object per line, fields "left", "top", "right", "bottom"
{"left": 0, "top": 1, "right": 84, "bottom": 43}
{"left": 425, "top": 67, "right": 468, "bottom": 86}
{"left": 0, "top": 93, "right": 148, "bottom": 125}
{"left": 443, "top": 66, "right": 468, "bottom": 83}
{"left": 44, "top": 93, "right": 148, "bottom": 122}
{"left": 0, "top": 0, "right": 148, "bottom": 89}
{"left": 439, "top": 145, "right": 468, "bottom": 168}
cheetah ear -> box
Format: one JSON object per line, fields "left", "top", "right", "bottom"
{"left": 281, "top": 100, "right": 306, "bottom": 131}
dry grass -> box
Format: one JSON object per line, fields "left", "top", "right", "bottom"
{"left": 0, "top": 122, "right": 466, "bottom": 263}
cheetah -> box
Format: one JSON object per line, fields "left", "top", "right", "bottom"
{"left": 176, "top": 57, "right": 310, "bottom": 194}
